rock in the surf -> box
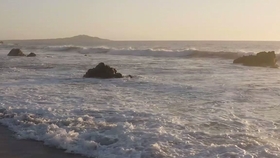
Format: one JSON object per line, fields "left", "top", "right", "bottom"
{"left": 27, "top": 52, "right": 36, "bottom": 57}
{"left": 95, "top": 136, "right": 118, "bottom": 145}
{"left": 0, "top": 108, "right": 6, "bottom": 114}
{"left": 7, "top": 48, "right": 26, "bottom": 56}
{"left": 233, "top": 51, "right": 278, "bottom": 68}
{"left": 83, "top": 62, "right": 124, "bottom": 79}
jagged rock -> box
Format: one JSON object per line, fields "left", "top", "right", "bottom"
{"left": 233, "top": 51, "right": 278, "bottom": 68}
{"left": 83, "top": 62, "right": 128, "bottom": 79}
{"left": 27, "top": 52, "right": 36, "bottom": 57}
{"left": 7, "top": 49, "right": 26, "bottom": 56}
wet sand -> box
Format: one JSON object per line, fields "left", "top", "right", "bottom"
{"left": 0, "top": 125, "right": 87, "bottom": 158}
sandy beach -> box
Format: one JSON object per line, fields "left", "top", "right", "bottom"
{"left": 0, "top": 125, "right": 86, "bottom": 158}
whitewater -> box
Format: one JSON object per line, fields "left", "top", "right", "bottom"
{"left": 1, "top": 41, "right": 280, "bottom": 158}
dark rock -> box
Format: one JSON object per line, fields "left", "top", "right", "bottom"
{"left": 7, "top": 49, "right": 26, "bottom": 56}
{"left": 83, "top": 62, "right": 126, "bottom": 79}
{"left": 114, "top": 73, "right": 123, "bottom": 78}
{"left": 233, "top": 51, "right": 278, "bottom": 68}
{"left": 95, "top": 137, "right": 118, "bottom": 145}
{"left": 27, "top": 52, "right": 36, "bottom": 57}
{"left": 0, "top": 41, "right": 3, "bottom": 44}
{"left": 0, "top": 108, "right": 6, "bottom": 113}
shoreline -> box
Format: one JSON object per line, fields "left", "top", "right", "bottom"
{"left": 0, "top": 125, "right": 87, "bottom": 158}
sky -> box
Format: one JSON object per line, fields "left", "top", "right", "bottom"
{"left": 1, "top": 0, "right": 280, "bottom": 41}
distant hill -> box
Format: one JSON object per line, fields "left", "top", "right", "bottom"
{"left": 2, "top": 35, "right": 111, "bottom": 45}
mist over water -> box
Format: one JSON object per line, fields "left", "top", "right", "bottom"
{"left": 1, "top": 41, "right": 280, "bottom": 158}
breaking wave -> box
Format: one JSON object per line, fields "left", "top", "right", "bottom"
{"left": 44, "top": 45, "right": 110, "bottom": 54}
{"left": 0, "top": 44, "right": 276, "bottom": 59}
{"left": 43, "top": 46, "right": 257, "bottom": 59}
{"left": 107, "top": 48, "right": 250, "bottom": 59}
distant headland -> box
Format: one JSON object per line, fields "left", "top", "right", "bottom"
{"left": 1, "top": 35, "right": 111, "bottom": 45}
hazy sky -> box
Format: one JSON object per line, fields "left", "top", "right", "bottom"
{"left": 1, "top": 0, "right": 280, "bottom": 40}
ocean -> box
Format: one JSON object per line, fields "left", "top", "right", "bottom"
{"left": 1, "top": 41, "right": 280, "bottom": 158}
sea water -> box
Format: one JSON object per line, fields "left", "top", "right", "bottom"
{"left": 1, "top": 41, "right": 280, "bottom": 158}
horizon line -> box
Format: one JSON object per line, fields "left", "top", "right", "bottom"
{"left": 1, "top": 35, "right": 280, "bottom": 42}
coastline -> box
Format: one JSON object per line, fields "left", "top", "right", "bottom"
{"left": 0, "top": 125, "right": 87, "bottom": 158}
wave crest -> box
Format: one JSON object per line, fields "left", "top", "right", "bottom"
{"left": 1, "top": 44, "right": 276, "bottom": 59}
{"left": 108, "top": 48, "right": 250, "bottom": 59}
{"left": 44, "top": 45, "right": 110, "bottom": 54}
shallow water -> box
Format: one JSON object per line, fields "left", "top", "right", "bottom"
{"left": 1, "top": 41, "right": 280, "bottom": 158}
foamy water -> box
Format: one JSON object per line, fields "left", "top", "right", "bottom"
{"left": 1, "top": 41, "right": 280, "bottom": 158}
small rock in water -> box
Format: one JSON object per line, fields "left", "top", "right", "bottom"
{"left": 83, "top": 62, "right": 131, "bottom": 79}
{"left": 0, "top": 108, "right": 6, "bottom": 113}
{"left": 27, "top": 52, "right": 36, "bottom": 57}
{"left": 95, "top": 137, "right": 118, "bottom": 145}
{"left": 7, "top": 48, "right": 26, "bottom": 56}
